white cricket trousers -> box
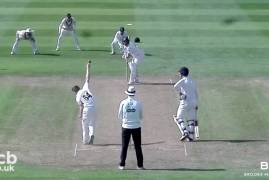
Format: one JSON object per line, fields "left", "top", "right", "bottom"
{"left": 11, "top": 32, "right": 38, "bottom": 54}
{"left": 56, "top": 29, "right": 80, "bottom": 50}
{"left": 176, "top": 102, "right": 197, "bottom": 139}
{"left": 128, "top": 61, "right": 138, "bottom": 84}
{"left": 111, "top": 39, "right": 123, "bottom": 53}
{"left": 81, "top": 107, "right": 96, "bottom": 144}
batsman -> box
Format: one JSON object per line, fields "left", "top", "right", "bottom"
{"left": 173, "top": 67, "right": 199, "bottom": 141}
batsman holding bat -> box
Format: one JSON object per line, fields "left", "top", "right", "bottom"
{"left": 173, "top": 67, "right": 199, "bottom": 141}
{"left": 72, "top": 60, "right": 96, "bottom": 145}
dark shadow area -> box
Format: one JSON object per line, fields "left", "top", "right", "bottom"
{"left": 93, "top": 141, "right": 165, "bottom": 147}
{"left": 222, "top": 17, "right": 239, "bottom": 25}
{"left": 197, "top": 140, "right": 267, "bottom": 143}
{"left": 145, "top": 53, "right": 153, "bottom": 56}
{"left": 80, "top": 49, "right": 110, "bottom": 52}
{"left": 38, "top": 53, "right": 60, "bottom": 56}
{"left": 0, "top": 69, "right": 8, "bottom": 71}
{"left": 126, "top": 168, "right": 226, "bottom": 171}
{"left": 137, "top": 82, "right": 174, "bottom": 86}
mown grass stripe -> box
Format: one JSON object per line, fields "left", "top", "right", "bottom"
{"left": 2, "top": 8, "right": 269, "bottom": 15}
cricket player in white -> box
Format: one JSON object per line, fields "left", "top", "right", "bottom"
{"left": 11, "top": 28, "right": 39, "bottom": 55}
{"left": 173, "top": 67, "right": 198, "bottom": 141}
{"left": 72, "top": 61, "right": 96, "bottom": 145}
{"left": 111, "top": 27, "right": 128, "bottom": 55}
{"left": 56, "top": 13, "right": 80, "bottom": 51}
{"left": 122, "top": 37, "right": 144, "bottom": 84}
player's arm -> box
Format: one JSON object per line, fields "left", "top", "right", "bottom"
{"left": 85, "top": 60, "right": 91, "bottom": 83}
{"left": 58, "top": 18, "right": 64, "bottom": 33}
{"left": 79, "top": 104, "right": 83, "bottom": 118}
{"left": 118, "top": 102, "right": 124, "bottom": 120}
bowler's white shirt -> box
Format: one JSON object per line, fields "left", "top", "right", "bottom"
{"left": 16, "top": 30, "right": 33, "bottom": 39}
{"left": 76, "top": 82, "right": 95, "bottom": 108}
{"left": 118, "top": 96, "right": 143, "bottom": 129}
{"left": 174, "top": 76, "right": 198, "bottom": 106}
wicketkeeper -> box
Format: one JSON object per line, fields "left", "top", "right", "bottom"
{"left": 11, "top": 28, "right": 39, "bottom": 55}
{"left": 173, "top": 67, "right": 199, "bottom": 141}
{"left": 110, "top": 27, "right": 128, "bottom": 55}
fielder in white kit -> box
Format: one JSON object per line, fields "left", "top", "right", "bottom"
{"left": 122, "top": 37, "right": 144, "bottom": 84}
{"left": 110, "top": 27, "right": 128, "bottom": 55}
{"left": 56, "top": 13, "right": 80, "bottom": 51}
{"left": 11, "top": 28, "right": 39, "bottom": 55}
{"left": 72, "top": 61, "right": 96, "bottom": 145}
{"left": 173, "top": 67, "right": 199, "bottom": 141}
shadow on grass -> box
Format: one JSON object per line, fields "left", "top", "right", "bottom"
{"left": 126, "top": 168, "right": 226, "bottom": 171}
{"left": 38, "top": 53, "right": 60, "bottom": 56}
{"left": 93, "top": 141, "right": 165, "bottom": 147}
{"left": 197, "top": 140, "right": 267, "bottom": 143}
{"left": 80, "top": 49, "right": 110, "bottom": 53}
{"left": 136, "top": 82, "right": 173, "bottom": 86}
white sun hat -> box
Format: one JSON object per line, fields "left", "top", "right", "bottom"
{"left": 125, "top": 86, "right": 136, "bottom": 96}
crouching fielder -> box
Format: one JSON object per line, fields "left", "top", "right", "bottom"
{"left": 56, "top": 13, "right": 80, "bottom": 51}
{"left": 122, "top": 37, "right": 144, "bottom": 84}
{"left": 11, "top": 28, "right": 39, "bottom": 55}
{"left": 111, "top": 27, "right": 128, "bottom": 55}
{"left": 173, "top": 67, "right": 199, "bottom": 141}
{"left": 72, "top": 61, "right": 96, "bottom": 145}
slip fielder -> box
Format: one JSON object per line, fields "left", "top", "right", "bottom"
{"left": 11, "top": 28, "right": 39, "bottom": 55}
{"left": 56, "top": 13, "right": 81, "bottom": 51}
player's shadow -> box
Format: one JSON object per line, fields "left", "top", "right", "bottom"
{"left": 136, "top": 168, "right": 226, "bottom": 171}
{"left": 38, "top": 53, "right": 60, "bottom": 56}
{"left": 80, "top": 49, "right": 110, "bottom": 52}
{"left": 137, "top": 82, "right": 173, "bottom": 86}
{"left": 196, "top": 140, "right": 266, "bottom": 143}
{"left": 93, "top": 141, "right": 164, "bottom": 147}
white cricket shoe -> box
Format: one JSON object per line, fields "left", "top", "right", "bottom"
{"left": 137, "top": 167, "right": 145, "bottom": 170}
{"left": 10, "top": 52, "right": 15, "bottom": 55}
{"left": 118, "top": 166, "right": 125, "bottom": 170}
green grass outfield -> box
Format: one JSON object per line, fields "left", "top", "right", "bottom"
{"left": 1, "top": 0, "right": 269, "bottom": 179}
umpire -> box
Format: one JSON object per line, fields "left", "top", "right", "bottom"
{"left": 118, "top": 86, "right": 144, "bottom": 170}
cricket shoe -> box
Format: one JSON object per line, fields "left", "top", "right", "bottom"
{"left": 10, "top": 52, "right": 15, "bottom": 55}
{"left": 110, "top": 52, "right": 115, "bottom": 55}
{"left": 137, "top": 166, "right": 145, "bottom": 170}
{"left": 34, "top": 51, "right": 40, "bottom": 55}
{"left": 180, "top": 133, "right": 189, "bottom": 141}
{"left": 56, "top": 48, "right": 59, "bottom": 51}
{"left": 118, "top": 166, "right": 125, "bottom": 170}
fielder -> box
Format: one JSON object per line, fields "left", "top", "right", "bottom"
{"left": 110, "top": 27, "right": 128, "bottom": 55}
{"left": 56, "top": 13, "right": 80, "bottom": 51}
{"left": 122, "top": 37, "right": 144, "bottom": 84}
{"left": 173, "top": 67, "right": 199, "bottom": 141}
{"left": 72, "top": 61, "right": 96, "bottom": 145}
{"left": 11, "top": 28, "right": 39, "bottom": 55}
